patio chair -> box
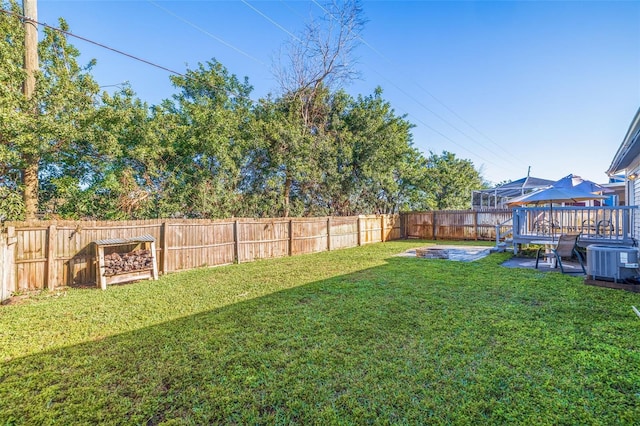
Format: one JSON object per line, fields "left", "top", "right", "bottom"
{"left": 580, "top": 219, "right": 596, "bottom": 234}
{"left": 535, "top": 233, "right": 586, "bottom": 274}
{"left": 532, "top": 218, "right": 560, "bottom": 235}
{"left": 596, "top": 219, "right": 614, "bottom": 237}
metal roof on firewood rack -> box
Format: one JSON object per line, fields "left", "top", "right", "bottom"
{"left": 94, "top": 234, "right": 156, "bottom": 246}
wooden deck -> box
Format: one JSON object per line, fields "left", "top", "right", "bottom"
{"left": 512, "top": 206, "right": 637, "bottom": 248}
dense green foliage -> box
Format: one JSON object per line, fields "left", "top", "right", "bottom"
{"left": 424, "top": 150, "right": 486, "bottom": 210}
{"left": 1, "top": 1, "right": 100, "bottom": 219}
{"left": 0, "top": 1, "right": 486, "bottom": 220}
{"left": 1, "top": 241, "right": 639, "bottom": 424}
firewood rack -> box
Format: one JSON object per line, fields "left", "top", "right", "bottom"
{"left": 95, "top": 235, "right": 159, "bottom": 290}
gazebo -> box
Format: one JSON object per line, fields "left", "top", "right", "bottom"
{"left": 472, "top": 175, "right": 555, "bottom": 209}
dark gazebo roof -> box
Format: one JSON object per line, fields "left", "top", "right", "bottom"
{"left": 476, "top": 176, "right": 555, "bottom": 198}
{"left": 472, "top": 175, "right": 555, "bottom": 209}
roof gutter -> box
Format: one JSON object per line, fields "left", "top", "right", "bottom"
{"left": 607, "top": 107, "right": 640, "bottom": 175}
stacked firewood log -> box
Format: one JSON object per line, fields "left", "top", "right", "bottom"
{"left": 103, "top": 249, "right": 153, "bottom": 276}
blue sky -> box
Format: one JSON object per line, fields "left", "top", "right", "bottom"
{"left": 37, "top": 0, "right": 640, "bottom": 186}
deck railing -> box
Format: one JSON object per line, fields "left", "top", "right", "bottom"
{"left": 512, "top": 205, "right": 637, "bottom": 246}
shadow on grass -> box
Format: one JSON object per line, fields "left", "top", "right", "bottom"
{"left": 2, "top": 251, "right": 640, "bottom": 424}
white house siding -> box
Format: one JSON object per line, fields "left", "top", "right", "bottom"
{"left": 631, "top": 163, "right": 640, "bottom": 240}
{"left": 607, "top": 107, "right": 640, "bottom": 240}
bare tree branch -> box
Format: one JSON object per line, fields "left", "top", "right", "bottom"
{"left": 273, "top": 0, "right": 365, "bottom": 98}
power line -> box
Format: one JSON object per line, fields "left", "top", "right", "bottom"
{"left": 309, "top": 0, "right": 525, "bottom": 167}
{"left": 365, "top": 66, "right": 521, "bottom": 172}
{"left": 278, "top": 0, "right": 310, "bottom": 21}
{"left": 0, "top": 7, "right": 184, "bottom": 76}
{"left": 1, "top": 6, "right": 259, "bottom": 103}
{"left": 240, "top": 0, "right": 302, "bottom": 44}
{"left": 411, "top": 80, "right": 523, "bottom": 163}
{"left": 240, "top": 1, "right": 515, "bottom": 172}
{"left": 367, "top": 64, "right": 518, "bottom": 166}
{"left": 246, "top": 0, "right": 520, "bottom": 173}
{"left": 147, "top": 0, "right": 266, "bottom": 66}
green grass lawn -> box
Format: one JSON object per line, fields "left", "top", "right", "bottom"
{"left": 1, "top": 240, "right": 640, "bottom": 425}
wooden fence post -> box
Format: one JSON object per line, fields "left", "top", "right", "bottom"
{"left": 381, "top": 215, "right": 386, "bottom": 243}
{"left": 150, "top": 240, "right": 159, "bottom": 281}
{"left": 47, "top": 224, "right": 57, "bottom": 290}
{"left": 233, "top": 220, "right": 240, "bottom": 264}
{"left": 161, "top": 222, "right": 169, "bottom": 274}
{"left": 288, "top": 219, "right": 293, "bottom": 256}
{"left": 6, "top": 226, "right": 15, "bottom": 295}
{"left": 327, "top": 217, "right": 332, "bottom": 251}
{"left": 96, "top": 243, "right": 107, "bottom": 290}
{"left": 0, "top": 231, "right": 7, "bottom": 302}
{"left": 432, "top": 212, "right": 437, "bottom": 240}
{"left": 357, "top": 216, "right": 362, "bottom": 246}
{"left": 473, "top": 211, "right": 479, "bottom": 241}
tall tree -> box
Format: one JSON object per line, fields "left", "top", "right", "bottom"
{"left": 0, "top": 1, "right": 26, "bottom": 219}
{"left": 48, "top": 87, "right": 168, "bottom": 220}
{"left": 249, "top": 87, "right": 426, "bottom": 216}
{"left": 161, "top": 60, "right": 254, "bottom": 218}
{"left": 332, "top": 87, "right": 418, "bottom": 214}
{"left": 423, "top": 151, "right": 485, "bottom": 210}
{"left": 0, "top": 2, "right": 99, "bottom": 219}
{"left": 268, "top": 0, "right": 366, "bottom": 216}
{"left": 274, "top": 0, "right": 365, "bottom": 104}
{"left": 248, "top": 88, "right": 331, "bottom": 217}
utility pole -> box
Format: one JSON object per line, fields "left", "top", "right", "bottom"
{"left": 23, "top": 0, "right": 37, "bottom": 98}
{"left": 22, "top": 0, "right": 39, "bottom": 220}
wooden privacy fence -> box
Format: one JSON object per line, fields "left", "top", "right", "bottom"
{"left": 0, "top": 209, "right": 515, "bottom": 299}
{"left": 402, "top": 209, "right": 512, "bottom": 241}
{"left": 0, "top": 215, "right": 401, "bottom": 295}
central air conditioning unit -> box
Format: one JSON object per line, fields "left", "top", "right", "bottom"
{"left": 586, "top": 245, "right": 640, "bottom": 282}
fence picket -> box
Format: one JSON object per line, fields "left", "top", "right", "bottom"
{"left": 0, "top": 232, "right": 7, "bottom": 302}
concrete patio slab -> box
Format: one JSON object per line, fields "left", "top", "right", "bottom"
{"left": 398, "top": 245, "right": 492, "bottom": 262}
{"left": 501, "top": 257, "right": 586, "bottom": 275}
